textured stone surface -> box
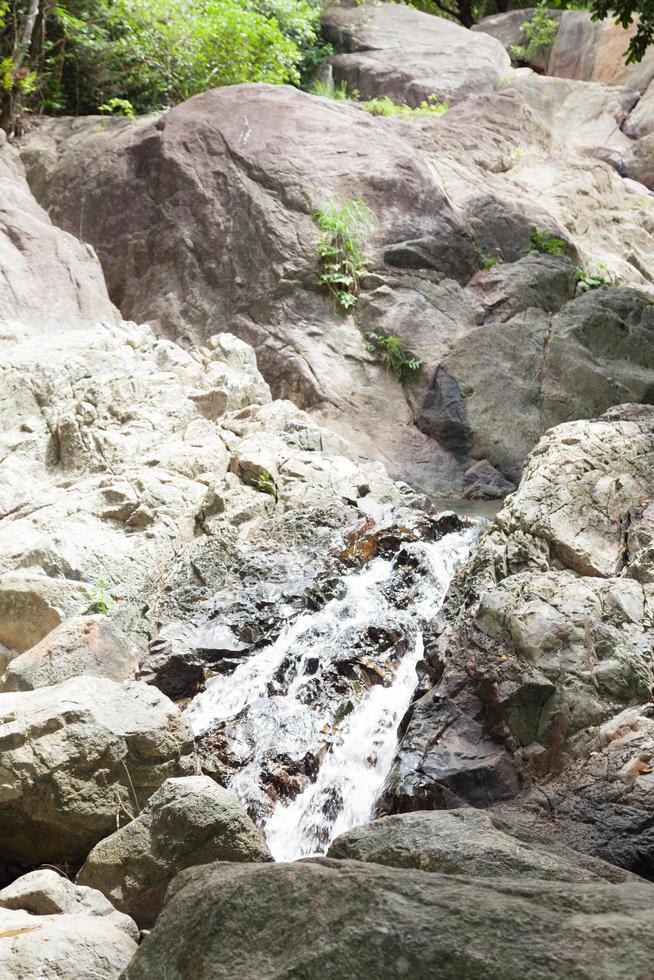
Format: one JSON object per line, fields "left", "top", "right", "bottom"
{"left": 381, "top": 405, "right": 654, "bottom": 877}
{"left": 0, "top": 869, "right": 138, "bottom": 941}
{"left": 623, "top": 131, "right": 654, "bottom": 189}
{"left": 123, "top": 858, "right": 654, "bottom": 980}
{"left": 78, "top": 776, "right": 272, "bottom": 927}
{"left": 327, "top": 809, "right": 637, "bottom": 883}
{"left": 0, "top": 677, "right": 196, "bottom": 866}
{"left": 1, "top": 615, "right": 138, "bottom": 691}
{"left": 0, "top": 905, "right": 137, "bottom": 980}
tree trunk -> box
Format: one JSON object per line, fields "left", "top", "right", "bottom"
{"left": 1, "top": 0, "right": 41, "bottom": 136}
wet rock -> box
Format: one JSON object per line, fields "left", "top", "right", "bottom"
{"left": 0, "top": 677, "right": 196, "bottom": 867}
{"left": 122, "top": 857, "right": 654, "bottom": 980}
{"left": 327, "top": 809, "right": 637, "bottom": 883}
{"left": 1, "top": 615, "right": 138, "bottom": 692}
{"left": 463, "top": 460, "right": 516, "bottom": 500}
{"left": 78, "top": 776, "right": 271, "bottom": 928}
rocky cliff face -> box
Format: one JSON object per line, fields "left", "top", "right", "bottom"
{"left": 18, "top": 5, "right": 654, "bottom": 494}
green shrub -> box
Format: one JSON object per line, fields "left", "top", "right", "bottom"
{"left": 511, "top": 4, "right": 560, "bottom": 64}
{"left": 359, "top": 93, "right": 448, "bottom": 117}
{"left": 98, "top": 96, "right": 135, "bottom": 117}
{"left": 315, "top": 197, "right": 375, "bottom": 311}
{"left": 365, "top": 332, "right": 422, "bottom": 381}
{"left": 85, "top": 577, "right": 113, "bottom": 615}
{"left": 529, "top": 230, "right": 567, "bottom": 256}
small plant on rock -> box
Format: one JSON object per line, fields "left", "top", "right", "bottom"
{"left": 575, "top": 267, "right": 613, "bottom": 291}
{"left": 481, "top": 253, "right": 502, "bottom": 270}
{"left": 255, "top": 469, "right": 279, "bottom": 502}
{"left": 511, "top": 4, "right": 559, "bottom": 65}
{"left": 359, "top": 93, "right": 448, "bottom": 117}
{"left": 86, "top": 577, "right": 113, "bottom": 615}
{"left": 365, "top": 332, "right": 422, "bottom": 381}
{"left": 310, "top": 78, "right": 350, "bottom": 100}
{"left": 529, "top": 230, "right": 567, "bottom": 257}
{"left": 315, "top": 197, "right": 376, "bottom": 311}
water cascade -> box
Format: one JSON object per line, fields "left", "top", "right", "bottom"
{"left": 186, "top": 520, "right": 476, "bottom": 860}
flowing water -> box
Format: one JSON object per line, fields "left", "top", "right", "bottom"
{"left": 186, "top": 520, "right": 476, "bottom": 860}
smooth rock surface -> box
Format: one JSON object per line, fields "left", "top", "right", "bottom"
{"left": 323, "top": 2, "right": 512, "bottom": 106}
{"left": 78, "top": 776, "right": 272, "bottom": 928}
{"left": 327, "top": 809, "right": 637, "bottom": 883}
{"left": 122, "top": 858, "right": 654, "bottom": 979}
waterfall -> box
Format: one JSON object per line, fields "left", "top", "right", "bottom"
{"left": 185, "top": 519, "right": 476, "bottom": 860}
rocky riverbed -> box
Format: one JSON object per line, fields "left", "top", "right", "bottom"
{"left": 1, "top": 3, "right": 654, "bottom": 978}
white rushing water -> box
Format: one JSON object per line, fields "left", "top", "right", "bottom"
{"left": 185, "top": 521, "right": 475, "bottom": 861}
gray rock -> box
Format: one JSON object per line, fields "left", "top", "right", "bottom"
{"left": 0, "top": 677, "right": 196, "bottom": 866}
{"left": 77, "top": 776, "right": 272, "bottom": 928}
{"left": 547, "top": 11, "right": 654, "bottom": 92}
{"left": 0, "top": 869, "right": 138, "bottom": 941}
{"left": 624, "top": 80, "right": 654, "bottom": 139}
{"left": 465, "top": 252, "right": 577, "bottom": 323}
{"left": 473, "top": 9, "right": 559, "bottom": 72}
{"left": 381, "top": 405, "right": 654, "bottom": 879}
{"left": 1, "top": 615, "right": 138, "bottom": 691}
{"left": 323, "top": 2, "right": 511, "bottom": 107}
{"left": 327, "top": 809, "right": 637, "bottom": 883}
{"left": 122, "top": 858, "right": 654, "bottom": 980}
{"left": 0, "top": 128, "right": 118, "bottom": 336}
{"left": 623, "top": 131, "right": 654, "bottom": 189}
{"left": 463, "top": 460, "right": 516, "bottom": 500}
{"left": 0, "top": 905, "right": 137, "bottom": 980}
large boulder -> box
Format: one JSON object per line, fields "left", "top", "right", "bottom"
{"left": 327, "top": 809, "right": 636, "bottom": 883}
{"left": 380, "top": 404, "right": 654, "bottom": 876}
{"left": 0, "top": 869, "right": 138, "bottom": 941}
{"left": 425, "top": 288, "right": 654, "bottom": 483}
{"left": 122, "top": 858, "right": 654, "bottom": 979}
{"left": 77, "top": 776, "right": 272, "bottom": 928}
{"left": 624, "top": 80, "right": 654, "bottom": 139}
{"left": 0, "top": 869, "right": 138, "bottom": 980}
{"left": 0, "top": 676, "right": 196, "bottom": 867}
{"left": 0, "top": 615, "right": 137, "bottom": 691}
{"left": 322, "top": 2, "right": 512, "bottom": 106}
{"left": 0, "top": 128, "right": 117, "bottom": 336}
{"left": 0, "top": 905, "right": 137, "bottom": 980}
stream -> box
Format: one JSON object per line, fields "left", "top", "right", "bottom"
{"left": 185, "top": 518, "right": 477, "bottom": 860}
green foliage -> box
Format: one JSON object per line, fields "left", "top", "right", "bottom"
{"left": 510, "top": 3, "right": 559, "bottom": 64}
{"left": 359, "top": 93, "right": 448, "bottom": 116}
{"left": 589, "top": 0, "right": 654, "bottom": 63}
{"left": 85, "top": 577, "right": 113, "bottom": 615}
{"left": 530, "top": 230, "right": 567, "bottom": 256}
{"left": 1, "top": 0, "right": 325, "bottom": 124}
{"left": 310, "top": 78, "right": 350, "bottom": 100}
{"left": 98, "top": 96, "right": 135, "bottom": 117}
{"left": 255, "top": 469, "right": 278, "bottom": 501}
{"left": 575, "top": 266, "right": 612, "bottom": 291}
{"left": 481, "top": 254, "right": 502, "bottom": 269}
{"left": 315, "top": 197, "right": 375, "bottom": 311}
{"left": 364, "top": 332, "right": 422, "bottom": 381}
